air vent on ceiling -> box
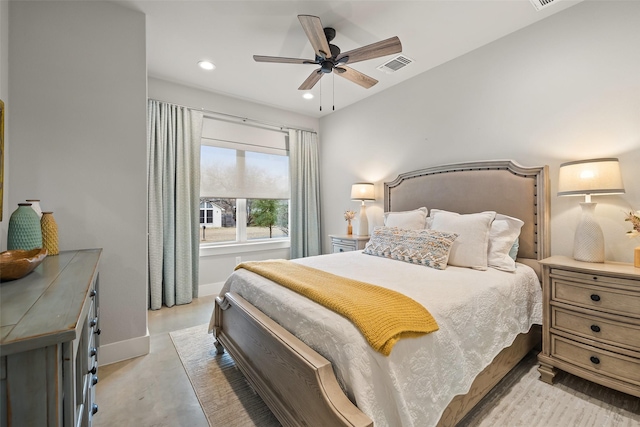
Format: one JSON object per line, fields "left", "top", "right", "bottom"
{"left": 529, "top": 0, "right": 559, "bottom": 11}
{"left": 376, "top": 55, "right": 413, "bottom": 74}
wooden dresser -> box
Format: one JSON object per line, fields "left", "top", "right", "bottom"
{"left": 537, "top": 256, "right": 640, "bottom": 397}
{"left": 1, "top": 249, "right": 102, "bottom": 426}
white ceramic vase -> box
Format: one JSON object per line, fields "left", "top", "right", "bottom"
{"left": 26, "top": 199, "right": 43, "bottom": 218}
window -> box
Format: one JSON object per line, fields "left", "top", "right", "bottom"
{"left": 199, "top": 118, "right": 289, "bottom": 245}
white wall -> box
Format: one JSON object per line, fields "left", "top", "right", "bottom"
{"left": 148, "top": 77, "right": 320, "bottom": 294}
{"left": 319, "top": 1, "right": 640, "bottom": 264}
{"left": 8, "top": 1, "right": 148, "bottom": 364}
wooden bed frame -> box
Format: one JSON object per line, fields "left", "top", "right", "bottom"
{"left": 213, "top": 160, "right": 550, "bottom": 426}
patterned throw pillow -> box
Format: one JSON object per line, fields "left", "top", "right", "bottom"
{"left": 363, "top": 226, "right": 458, "bottom": 270}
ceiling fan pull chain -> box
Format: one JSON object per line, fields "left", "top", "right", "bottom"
{"left": 332, "top": 74, "right": 335, "bottom": 111}
{"left": 319, "top": 79, "right": 322, "bottom": 111}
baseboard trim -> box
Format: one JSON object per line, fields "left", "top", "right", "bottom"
{"left": 99, "top": 331, "right": 150, "bottom": 366}
{"left": 199, "top": 281, "right": 225, "bottom": 297}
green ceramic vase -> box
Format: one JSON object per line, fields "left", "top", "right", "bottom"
{"left": 7, "top": 203, "right": 43, "bottom": 250}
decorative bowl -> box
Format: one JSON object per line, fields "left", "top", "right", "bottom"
{"left": 0, "top": 248, "right": 48, "bottom": 282}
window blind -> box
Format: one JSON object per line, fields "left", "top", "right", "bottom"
{"left": 200, "top": 118, "right": 290, "bottom": 200}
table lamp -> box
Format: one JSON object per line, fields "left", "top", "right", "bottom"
{"left": 351, "top": 183, "right": 375, "bottom": 236}
{"left": 557, "top": 158, "right": 625, "bottom": 262}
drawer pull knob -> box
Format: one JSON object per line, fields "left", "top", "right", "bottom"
{"left": 92, "top": 375, "right": 99, "bottom": 386}
{"left": 339, "top": 248, "right": 344, "bottom": 252}
{"left": 90, "top": 317, "right": 98, "bottom": 327}
{"left": 592, "top": 276, "right": 598, "bottom": 281}
{"left": 590, "top": 325, "right": 601, "bottom": 333}
{"left": 95, "top": 328, "right": 102, "bottom": 335}
{"left": 92, "top": 404, "right": 99, "bottom": 415}
{"left": 89, "top": 366, "right": 97, "bottom": 375}
{"left": 590, "top": 294, "right": 601, "bottom": 302}
{"left": 90, "top": 347, "right": 98, "bottom": 357}
{"left": 90, "top": 290, "right": 97, "bottom": 298}
{"left": 590, "top": 356, "right": 600, "bottom": 365}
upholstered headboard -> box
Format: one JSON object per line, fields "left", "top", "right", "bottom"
{"left": 384, "top": 160, "right": 550, "bottom": 276}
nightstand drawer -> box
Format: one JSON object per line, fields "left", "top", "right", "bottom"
{"left": 551, "top": 336, "right": 640, "bottom": 386}
{"left": 550, "top": 268, "right": 639, "bottom": 288}
{"left": 329, "top": 235, "right": 369, "bottom": 253}
{"left": 333, "top": 244, "right": 354, "bottom": 253}
{"left": 552, "top": 279, "right": 640, "bottom": 318}
{"left": 332, "top": 237, "right": 357, "bottom": 246}
{"left": 552, "top": 307, "right": 640, "bottom": 352}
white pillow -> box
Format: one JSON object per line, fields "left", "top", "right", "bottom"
{"left": 430, "top": 209, "right": 496, "bottom": 270}
{"left": 488, "top": 214, "right": 524, "bottom": 272}
{"left": 383, "top": 207, "right": 428, "bottom": 230}
{"left": 425, "top": 216, "right": 433, "bottom": 229}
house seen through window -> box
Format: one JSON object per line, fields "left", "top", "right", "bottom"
{"left": 199, "top": 118, "right": 290, "bottom": 245}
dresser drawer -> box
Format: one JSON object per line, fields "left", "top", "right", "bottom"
{"left": 552, "top": 307, "right": 640, "bottom": 353}
{"left": 551, "top": 336, "right": 640, "bottom": 386}
{"left": 552, "top": 279, "right": 640, "bottom": 318}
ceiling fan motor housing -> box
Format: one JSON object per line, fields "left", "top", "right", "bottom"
{"left": 320, "top": 60, "right": 333, "bottom": 73}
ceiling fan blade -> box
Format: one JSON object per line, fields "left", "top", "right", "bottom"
{"left": 298, "top": 15, "right": 332, "bottom": 59}
{"left": 298, "top": 69, "right": 324, "bottom": 90}
{"left": 334, "top": 66, "right": 378, "bottom": 89}
{"left": 336, "top": 36, "right": 402, "bottom": 65}
{"left": 253, "top": 55, "right": 316, "bottom": 65}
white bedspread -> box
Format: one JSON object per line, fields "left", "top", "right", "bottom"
{"left": 211, "top": 251, "right": 542, "bottom": 427}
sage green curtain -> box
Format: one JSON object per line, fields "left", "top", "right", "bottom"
{"left": 148, "top": 100, "right": 203, "bottom": 309}
{"left": 289, "top": 129, "right": 321, "bottom": 258}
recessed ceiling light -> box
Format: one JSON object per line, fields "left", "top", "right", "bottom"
{"left": 302, "top": 93, "right": 314, "bottom": 100}
{"left": 198, "top": 60, "right": 215, "bottom": 71}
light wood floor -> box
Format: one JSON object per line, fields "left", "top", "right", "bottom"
{"left": 94, "top": 295, "right": 215, "bottom": 427}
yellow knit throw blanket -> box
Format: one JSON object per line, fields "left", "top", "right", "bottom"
{"left": 235, "top": 260, "right": 438, "bottom": 356}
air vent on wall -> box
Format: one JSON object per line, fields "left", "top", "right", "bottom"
{"left": 376, "top": 55, "right": 413, "bottom": 74}
{"left": 529, "top": 0, "right": 559, "bottom": 11}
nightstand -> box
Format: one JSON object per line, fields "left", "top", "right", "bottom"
{"left": 537, "top": 256, "right": 640, "bottom": 398}
{"left": 329, "top": 234, "right": 369, "bottom": 253}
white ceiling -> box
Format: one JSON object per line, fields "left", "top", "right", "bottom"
{"left": 116, "top": 0, "right": 583, "bottom": 118}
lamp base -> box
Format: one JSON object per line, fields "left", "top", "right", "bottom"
{"left": 357, "top": 203, "right": 369, "bottom": 236}
{"left": 573, "top": 202, "right": 604, "bottom": 263}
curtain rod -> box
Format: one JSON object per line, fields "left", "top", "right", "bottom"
{"left": 149, "top": 98, "right": 318, "bottom": 135}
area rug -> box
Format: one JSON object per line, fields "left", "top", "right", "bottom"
{"left": 460, "top": 352, "right": 640, "bottom": 426}
{"left": 171, "top": 324, "right": 640, "bottom": 427}
{"left": 169, "top": 323, "right": 281, "bottom": 427}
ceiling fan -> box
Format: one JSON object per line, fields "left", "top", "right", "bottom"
{"left": 253, "top": 15, "right": 402, "bottom": 91}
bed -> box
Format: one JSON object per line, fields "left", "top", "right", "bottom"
{"left": 210, "top": 160, "right": 550, "bottom": 426}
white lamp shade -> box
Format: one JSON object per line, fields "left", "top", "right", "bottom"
{"left": 557, "top": 158, "right": 625, "bottom": 197}
{"left": 350, "top": 183, "right": 375, "bottom": 201}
